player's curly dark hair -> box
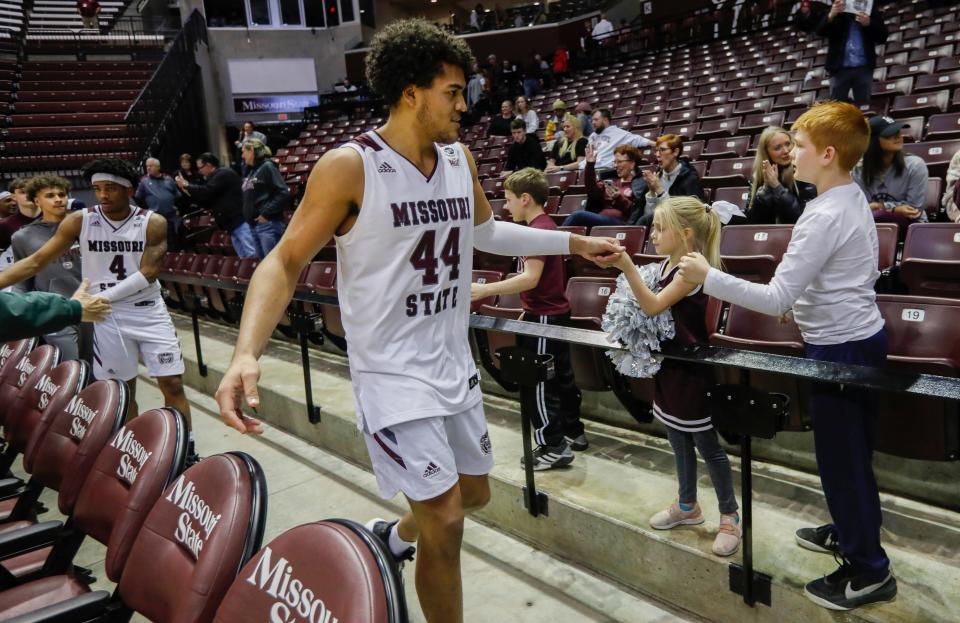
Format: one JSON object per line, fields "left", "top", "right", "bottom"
{"left": 365, "top": 18, "right": 475, "bottom": 106}
{"left": 81, "top": 158, "right": 140, "bottom": 187}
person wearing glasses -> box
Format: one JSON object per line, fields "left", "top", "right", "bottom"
{"left": 628, "top": 134, "right": 705, "bottom": 227}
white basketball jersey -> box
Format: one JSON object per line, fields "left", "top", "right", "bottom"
{"left": 338, "top": 132, "right": 481, "bottom": 433}
{"left": 80, "top": 206, "right": 160, "bottom": 306}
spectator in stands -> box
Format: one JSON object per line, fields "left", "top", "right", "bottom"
{"left": 0, "top": 192, "right": 16, "bottom": 218}
{"left": 794, "top": 0, "right": 828, "bottom": 33}
{"left": 745, "top": 127, "right": 818, "bottom": 224}
{"left": 596, "top": 196, "right": 741, "bottom": 558}
{"left": 466, "top": 63, "right": 490, "bottom": 120}
{"left": 178, "top": 153, "right": 203, "bottom": 185}
{"left": 943, "top": 149, "right": 960, "bottom": 223}
{"left": 552, "top": 45, "right": 569, "bottom": 83}
{"left": 853, "top": 116, "right": 928, "bottom": 237}
{"left": 521, "top": 53, "right": 542, "bottom": 98}
{"left": 1, "top": 281, "right": 110, "bottom": 341}
{"left": 584, "top": 109, "right": 653, "bottom": 174}
{"left": 563, "top": 144, "right": 639, "bottom": 227}
{"left": 679, "top": 101, "right": 897, "bottom": 612}
{"left": 470, "top": 168, "right": 585, "bottom": 470}
{"left": 176, "top": 153, "right": 257, "bottom": 258}
{"left": 488, "top": 100, "right": 519, "bottom": 137}
{"left": 629, "top": 134, "right": 705, "bottom": 227}
{"left": 500, "top": 58, "right": 520, "bottom": 98}
{"left": 77, "top": 0, "right": 100, "bottom": 30}
{"left": 544, "top": 99, "right": 566, "bottom": 142}
{"left": 576, "top": 102, "right": 594, "bottom": 137}
{"left": 11, "top": 176, "right": 88, "bottom": 361}
{"left": 545, "top": 114, "right": 587, "bottom": 173}
{"left": 469, "top": 4, "right": 483, "bottom": 31}
{"left": 136, "top": 158, "right": 182, "bottom": 251}
{"left": 0, "top": 178, "right": 40, "bottom": 251}
{"left": 241, "top": 138, "right": 290, "bottom": 258}
{"left": 515, "top": 95, "right": 539, "bottom": 136}
{"left": 817, "top": 0, "right": 888, "bottom": 106}
{"left": 502, "top": 119, "right": 547, "bottom": 175}
{"left": 592, "top": 13, "right": 614, "bottom": 46}
{"left": 235, "top": 121, "right": 267, "bottom": 174}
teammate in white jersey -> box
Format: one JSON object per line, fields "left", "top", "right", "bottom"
{"left": 214, "top": 19, "right": 623, "bottom": 622}
{"left": 0, "top": 159, "right": 195, "bottom": 453}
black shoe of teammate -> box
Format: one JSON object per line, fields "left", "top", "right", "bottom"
{"left": 184, "top": 439, "right": 202, "bottom": 468}
{"left": 796, "top": 524, "right": 840, "bottom": 554}
{"left": 804, "top": 556, "right": 897, "bottom": 611}
{"left": 365, "top": 518, "right": 415, "bottom": 568}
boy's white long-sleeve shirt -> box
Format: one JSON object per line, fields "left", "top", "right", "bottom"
{"left": 704, "top": 182, "right": 885, "bottom": 346}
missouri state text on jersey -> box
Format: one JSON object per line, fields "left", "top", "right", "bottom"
{"left": 87, "top": 240, "right": 145, "bottom": 253}
{"left": 392, "top": 195, "right": 472, "bottom": 319}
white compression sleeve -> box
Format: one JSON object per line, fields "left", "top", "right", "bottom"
{"left": 99, "top": 271, "right": 151, "bottom": 302}
{"left": 473, "top": 215, "right": 571, "bottom": 256}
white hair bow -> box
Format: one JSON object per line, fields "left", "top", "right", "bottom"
{"left": 705, "top": 200, "right": 746, "bottom": 225}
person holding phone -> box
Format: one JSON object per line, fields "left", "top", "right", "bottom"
{"left": 817, "top": 0, "right": 888, "bottom": 106}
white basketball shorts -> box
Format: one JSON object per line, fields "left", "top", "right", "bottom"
{"left": 92, "top": 299, "right": 185, "bottom": 381}
{"left": 363, "top": 401, "right": 494, "bottom": 502}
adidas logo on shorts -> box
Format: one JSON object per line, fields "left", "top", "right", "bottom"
{"left": 422, "top": 462, "right": 441, "bottom": 479}
{"left": 378, "top": 162, "right": 397, "bottom": 173}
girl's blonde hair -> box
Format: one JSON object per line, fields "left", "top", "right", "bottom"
{"left": 558, "top": 113, "right": 583, "bottom": 162}
{"left": 652, "top": 196, "right": 722, "bottom": 268}
{"left": 748, "top": 126, "right": 796, "bottom": 210}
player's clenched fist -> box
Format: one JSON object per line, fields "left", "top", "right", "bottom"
{"left": 215, "top": 354, "right": 265, "bottom": 435}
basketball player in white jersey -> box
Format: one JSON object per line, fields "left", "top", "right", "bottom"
{"left": 0, "top": 159, "right": 196, "bottom": 455}
{"left": 214, "top": 19, "right": 623, "bottom": 622}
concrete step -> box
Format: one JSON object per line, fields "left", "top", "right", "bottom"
{"left": 175, "top": 314, "right": 960, "bottom": 623}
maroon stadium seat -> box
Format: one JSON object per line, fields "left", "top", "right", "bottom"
{"left": 902, "top": 139, "right": 960, "bottom": 178}
{"left": 0, "top": 345, "right": 60, "bottom": 431}
{"left": 214, "top": 521, "right": 407, "bottom": 623}
{"left": 712, "top": 186, "right": 752, "bottom": 211}
{"left": 924, "top": 112, "right": 960, "bottom": 140}
{"left": 0, "top": 408, "right": 186, "bottom": 595}
{"left": 565, "top": 277, "right": 617, "bottom": 391}
{"left": 702, "top": 157, "right": 754, "bottom": 188}
{"left": 701, "top": 136, "right": 751, "bottom": 160}
{"left": 709, "top": 304, "right": 809, "bottom": 431}
{"left": 471, "top": 270, "right": 504, "bottom": 312}
{"left": 890, "top": 90, "right": 950, "bottom": 117}
{"left": 0, "top": 339, "right": 39, "bottom": 427}
{"left": 899, "top": 223, "right": 960, "bottom": 298}
{"left": 719, "top": 224, "right": 794, "bottom": 283}
{"left": 876, "top": 223, "right": 899, "bottom": 275}
{"left": 874, "top": 295, "right": 960, "bottom": 460}
{"left": 571, "top": 226, "right": 646, "bottom": 277}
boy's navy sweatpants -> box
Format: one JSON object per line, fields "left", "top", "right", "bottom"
{"left": 805, "top": 328, "right": 890, "bottom": 579}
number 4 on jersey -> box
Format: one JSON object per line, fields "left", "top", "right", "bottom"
{"left": 108, "top": 254, "right": 127, "bottom": 281}
{"left": 410, "top": 228, "right": 461, "bottom": 286}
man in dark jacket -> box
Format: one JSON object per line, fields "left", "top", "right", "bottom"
{"left": 817, "top": 0, "right": 888, "bottom": 106}
{"left": 176, "top": 153, "right": 258, "bottom": 258}
{"left": 0, "top": 281, "right": 110, "bottom": 341}
{"left": 501, "top": 119, "right": 547, "bottom": 175}
{"left": 240, "top": 138, "right": 290, "bottom": 258}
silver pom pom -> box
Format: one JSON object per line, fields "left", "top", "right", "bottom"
{"left": 601, "top": 263, "right": 676, "bottom": 378}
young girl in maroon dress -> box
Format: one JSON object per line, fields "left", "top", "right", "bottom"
{"left": 595, "top": 196, "right": 741, "bottom": 556}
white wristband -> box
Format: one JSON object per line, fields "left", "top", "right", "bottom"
{"left": 99, "top": 270, "right": 150, "bottom": 302}
{"left": 473, "top": 215, "right": 571, "bottom": 256}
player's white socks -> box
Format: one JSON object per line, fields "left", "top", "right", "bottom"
{"left": 389, "top": 522, "right": 416, "bottom": 556}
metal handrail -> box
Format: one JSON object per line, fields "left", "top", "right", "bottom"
{"left": 159, "top": 272, "right": 960, "bottom": 401}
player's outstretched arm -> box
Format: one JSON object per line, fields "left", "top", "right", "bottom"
{"left": 463, "top": 145, "right": 624, "bottom": 263}
{"left": 214, "top": 147, "right": 362, "bottom": 434}
{"left": 0, "top": 211, "right": 82, "bottom": 290}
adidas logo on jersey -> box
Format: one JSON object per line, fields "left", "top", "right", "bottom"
{"left": 422, "top": 462, "right": 441, "bottom": 479}
{"left": 378, "top": 162, "right": 397, "bottom": 173}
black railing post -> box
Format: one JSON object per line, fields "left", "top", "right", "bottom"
{"left": 289, "top": 304, "right": 322, "bottom": 424}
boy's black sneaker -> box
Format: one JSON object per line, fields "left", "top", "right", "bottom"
{"left": 796, "top": 524, "right": 840, "bottom": 554}
{"left": 185, "top": 439, "right": 202, "bottom": 468}
{"left": 365, "top": 518, "right": 415, "bottom": 568}
{"left": 804, "top": 558, "right": 897, "bottom": 611}
{"left": 564, "top": 434, "right": 589, "bottom": 451}
{"left": 522, "top": 443, "right": 574, "bottom": 471}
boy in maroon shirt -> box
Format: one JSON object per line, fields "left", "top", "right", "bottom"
{"left": 470, "top": 168, "right": 585, "bottom": 469}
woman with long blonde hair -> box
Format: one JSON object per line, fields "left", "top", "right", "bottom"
{"left": 746, "top": 126, "right": 817, "bottom": 224}
{"left": 546, "top": 114, "right": 587, "bottom": 172}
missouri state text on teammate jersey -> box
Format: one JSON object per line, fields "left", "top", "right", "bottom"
{"left": 338, "top": 133, "right": 481, "bottom": 433}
